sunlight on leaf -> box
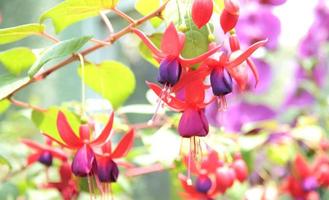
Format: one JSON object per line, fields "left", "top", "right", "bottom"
{"left": 0, "top": 48, "right": 36, "bottom": 75}
{"left": 40, "top": 0, "right": 119, "bottom": 33}
{"left": 28, "top": 36, "right": 91, "bottom": 77}
{"left": 0, "top": 24, "right": 44, "bottom": 45}
{"left": 0, "top": 100, "right": 10, "bottom": 114}
{"left": 0, "top": 74, "right": 30, "bottom": 101}
{"left": 135, "top": 0, "right": 162, "bottom": 27}
{"left": 31, "top": 107, "right": 80, "bottom": 143}
{"left": 78, "top": 61, "right": 136, "bottom": 109}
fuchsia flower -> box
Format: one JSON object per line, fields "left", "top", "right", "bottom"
{"left": 220, "top": 0, "right": 240, "bottom": 34}
{"left": 147, "top": 68, "right": 210, "bottom": 138}
{"left": 192, "top": 0, "right": 214, "bottom": 29}
{"left": 282, "top": 154, "right": 320, "bottom": 199}
{"left": 206, "top": 35, "right": 267, "bottom": 107}
{"left": 22, "top": 138, "right": 67, "bottom": 166}
{"left": 179, "top": 150, "right": 248, "bottom": 199}
{"left": 132, "top": 23, "right": 220, "bottom": 87}
{"left": 43, "top": 162, "right": 78, "bottom": 200}
{"left": 94, "top": 129, "right": 135, "bottom": 183}
{"left": 48, "top": 111, "right": 114, "bottom": 177}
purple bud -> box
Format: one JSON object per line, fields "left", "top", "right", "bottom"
{"left": 302, "top": 176, "right": 318, "bottom": 192}
{"left": 96, "top": 159, "right": 119, "bottom": 183}
{"left": 210, "top": 68, "right": 232, "bottom": 96}
{"left": 71, "top": 145, "right": 96, "bottom": 177}
{"left": 157, "top": 58, "right": 181, "bottom": 86}
{"left": 38, "top": 151, "right": 53, "bottom": 166}
{"left": 178, "top": 109, "right": 209, "bottom": 138}
{"left": 196, "top": 175, "right": 212, "bottom": 193}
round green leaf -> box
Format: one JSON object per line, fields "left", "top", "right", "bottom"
{"left": 0, "top": 47, "right": 36, "bottom": 75}
{"left": 78, "top": 61, "right": 136, "bottom": 109}
{"left": 0, "top": 24, "right": 45, "bottom": 45}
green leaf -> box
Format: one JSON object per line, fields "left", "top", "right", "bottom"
{"left": 135, "top": 0, "right": 162, "bottom": 27}
{"left": 28, "top": 36, "right": 91, "bottom": 77}
{"left": 0, "top": 99, "right": 10, "bottom": 114}
{"left": 0, "top": 155, "right": 12, "bottom": 170}
{"left": 0, "top": 24, "right": 45, "bottom": 45}
{"left": 78, "top": 61, "right": 136, "bottom": 109}
{"left": 31, "top": 107, "right": 80, "bottom": 143}
{"left": 0, "top": 74, "right": 30, "bottom": 101}
{"left": 138, "top": 33, "right": 162, "bottom": 67}
{"left": 40, "top": 0, "right": 119, "bottom": 33}
{"left": 181, "top": 16, "right": 212, "bottom": 68}
{"left": 0, "top": 47, "right": 36, "bottom": 75}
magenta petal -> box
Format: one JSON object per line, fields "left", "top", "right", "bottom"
{"left": 96, "top": 159, "right": 119, "bottom": 183}
{"left": 71, "top": 145, "right": 96, "bottom": 177}
{"left": 178, "top": 109, "right": 209, "bottom": 138}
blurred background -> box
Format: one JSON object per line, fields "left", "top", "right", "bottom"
{"left": 0, "top": 0, "right": 329, "bottom": 199}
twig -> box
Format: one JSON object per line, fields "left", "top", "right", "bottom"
{"left": 126, "top": 163, "right": 173, "bottom": 177}
{"left": 100, "top": 11, "right": 115, "bottom": 34}
{"left": 41, "top": 32, "right": 60, "bottom": 43}
{"left": 4, "top": 0, "right": 169, "bottom": 100}
{"left": 112, "top": 8, "right": 136, "bottom": 24}
{"left": 1, "top": 165, "right": 28, "bottom": 182}
{"left": 9, "top": 97, "right": 47, "bottom": 112}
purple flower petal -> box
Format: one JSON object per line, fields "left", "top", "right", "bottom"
{"left": 178, "top": 109, "right": 209, "bottom": 137}
{"left": 96, "top": 159, "right": 119, "bottom": 183}
{"left": 71, "top": 145, "right": 96, "bottom": 177}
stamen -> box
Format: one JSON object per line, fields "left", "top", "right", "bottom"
{"left": 87, "top": 175, "right": 94, "bottom": 200}
{"left": 187, "top": 138, "right": 192, "bottom": 186}
{"left": 149, "top": 84, "right": 168, "bottom": 125}
{"left": 218, "top": 96, "right": 228, "bottom": 111}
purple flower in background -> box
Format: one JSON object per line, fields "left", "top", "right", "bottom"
{"left": 206, "top": 101, "right": 276, "bottom": 132}
{"left": 246, "top": 58, "right": 273, "bottom": 93}
{"left": 236, "top": 5, "right": 281, "bottom": 50}
{"left": 299, "top": 0, "right": 329, "bottom": 57}
{"left": 257, "top": 0, "right": 287, "bottom": 6}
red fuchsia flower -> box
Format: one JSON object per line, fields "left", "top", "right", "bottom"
{"left": 94, "top": 129, "right": 135, "bottom": 184}
{"left": 43, "top": 162, "right": 78, "bottom": 200}
{"left": 220, "top": 0, "right": 240, "bottom": 34}
{"left": 132, "top": 23, "right": 220, "bottom": 87}
{"left": 147, "top": 70, "right": 211, "bottom": 138}
{"left": 48, "top": 111, "right": 114, "bottom": 177}
{"left": 192, "top": 0, "right": 214, "bottom": 29}
{"left": 206, "top": 36, "right": 267, "bottom": 108}
{"left": 22, "top": 137, "right": 67, "bottom": 167}
{"left": 231, "top": 154, "right": 248, "bottom": 182}
{"left": 282, "top": 154, "right": 320, "bottom": 199}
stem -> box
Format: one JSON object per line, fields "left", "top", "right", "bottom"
{"left": 4, "top": 0, "right": 169, "bottom": 101}
{"left": 9, "top": 97, "right": 47, "bottom": 112}
{"left": 41, "top": 32, "right": 60, "bottom": 43}
{"left": 112, "top": 8, "right": 136, "bottom": 24}
{"left": 78, "top": 54, "right": 86, "bottom": 117}
{"left": 100, "top": 11, "right": 114, "bottom": 34}
{"left": 125, "top": 163, "right": 172, "bottom": 177}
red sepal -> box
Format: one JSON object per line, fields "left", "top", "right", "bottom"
{"left": 91, "top": 112, "right": 114, "bottom": 146}
{"left": 57, "top": 111, "right": 82, "bottom": 148}
{"left": 132, "top": 28, "right": 164, "bottom": 58}
{"left": 111, "top": 129, "right": 135, "bottom": 159}
{"left": 179, "top": 45, "right": 222, "bottom": 67}
{"left": 161, "top": 23, "right": 181, "bottom": 58}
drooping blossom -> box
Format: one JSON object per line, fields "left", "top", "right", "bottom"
{"left": 220, "top": 0, "right": 240, "bottom": 34}
{"left": 132, "top": 23, "right": 220, "bottom": 87}
{"left": 94, "top": 129, "right": 134, "bottom": 184}
{"left": 206, "top": 36, "right": 267, "bottom": 108}
{"left": 22, "top": 137, "right": 67, "bottom": 167}
{"left": 43, "top": 162, "right": 78, "bottom": 200}
{"left": 192, "top": 0, "right": 214, "bottom": 29}
{"left": 48, "top": 111, "right": 114, "bottom": 177}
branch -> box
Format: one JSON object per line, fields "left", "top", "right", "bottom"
{"left": 5, "top": 0, "right": 169, "bottom": 99}
{"left": 126, "top": 163, "right": 173, "bottom": 177}
{"left": 9, "top": 97, "right": 47, "bottom": 112}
